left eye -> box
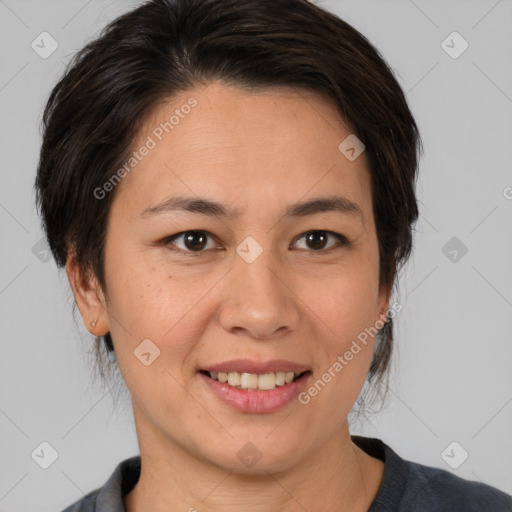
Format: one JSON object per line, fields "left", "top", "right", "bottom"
{"left": 293, "top": 230, "right": 348, "bottom": 252}
{"left": 161, "top": 230, "right": 348, "bottom": 254}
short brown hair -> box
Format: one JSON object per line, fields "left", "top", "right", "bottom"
{"left": 35, "top": 0, "right": 420, "bottom": 408}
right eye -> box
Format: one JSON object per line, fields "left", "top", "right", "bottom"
{"left": 161, "top": 230, "right": 220, "bottom": 255}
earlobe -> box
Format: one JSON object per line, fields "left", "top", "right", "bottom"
{"left": 65, "top": 252, "right": 109, "bottom": 336}
{"left": 376, "top": 284, "right": 392, "bottom": 326}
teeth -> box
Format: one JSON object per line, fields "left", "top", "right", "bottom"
{"left": 284, "top": 371, "right": 295, "bottom": 384}
{"left": 206, "top": 370, "right": 304, "bottom": 390}
{"left": 240, "top": 373, "right": 259, "bottom": 389}
{"left": 257, "top": 373, "right": 275, "bottom": 390}
{"left": 275, "top": 372, "right": 286, "bottom": 386}
{"left": 227, "top": 372, "right": 241, "bottom": 387}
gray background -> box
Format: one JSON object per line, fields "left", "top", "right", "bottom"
{"left": 1, "top": 0, "right": 511, "bottom": 510}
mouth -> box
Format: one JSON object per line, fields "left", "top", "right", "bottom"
{"left": 197, "top": 360, "right": 313, "bottom": 413}
{"left": 198, "top": 369, "right": 311, "bottom": 391}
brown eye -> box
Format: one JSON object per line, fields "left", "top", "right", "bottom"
{"left": 163, "top": 230, "right": 217, "bottom": 253}
{"left": 183, "top": 231, "right": 208, "bottom": 251}
{"left": 294, "top": 230, "right": 348, "bottom": 252}
{"left": 305, "top": 231, "right": 329, "bottom": 250}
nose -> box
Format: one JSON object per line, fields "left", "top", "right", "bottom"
{"left": 218, "top": 245, "right": 300, "bottom": 340}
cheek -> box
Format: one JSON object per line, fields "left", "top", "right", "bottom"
{"left": 103, "top": 249, "right": 218, "bottom": 376}
{"left": 102, "top": 250, "right": 183, "bottom": 346}
{"left": 300, "top": 254, "right": 381, "bottom": 388}
{"left": 302, "top": 272, "right": 380, "bottom": 412}
{"left": 305, "top": 255, "right": 380, "bottom": 332}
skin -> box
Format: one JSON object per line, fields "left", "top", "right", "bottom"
{"left": 67, "top": 81, "right": 390, "bottom": 512}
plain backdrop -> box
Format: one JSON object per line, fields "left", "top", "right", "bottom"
{"left": 0, "top": 0, "right": 511, "bottom": 510}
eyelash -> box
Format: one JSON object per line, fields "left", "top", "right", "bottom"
{"left": 159, "top": 230, "right": 350, "bottom": 257}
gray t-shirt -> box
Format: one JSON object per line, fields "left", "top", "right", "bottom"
{"left": 61, "top": 435, "right": 512, "bottom": 511}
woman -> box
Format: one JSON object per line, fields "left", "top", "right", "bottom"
{"left": 35, "top": 0, "right": 512, "bottom": 510}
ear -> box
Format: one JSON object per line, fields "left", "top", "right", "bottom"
{"left": 375, "top": 282, "right": 392, "bottom": 325}
{"left": 65, "top": 250, "right": 109, "bottom": 336}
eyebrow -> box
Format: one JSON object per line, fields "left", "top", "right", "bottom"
{"left": 141, "top": 194, "right": 363, "bottom": 220}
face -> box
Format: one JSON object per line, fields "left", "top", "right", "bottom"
{"left": 70, "top": 81, "right": 389, "bottom": 474}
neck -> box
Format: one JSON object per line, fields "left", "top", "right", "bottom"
{"left": 124, "top": 418, "right": 384, "bottom": 512}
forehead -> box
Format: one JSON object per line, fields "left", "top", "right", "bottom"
{"left": 113, "top": 81, "right": 373, "bottom": 224}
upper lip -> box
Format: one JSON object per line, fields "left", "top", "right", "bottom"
{"left": 200, "top": 359, "right": 311, "bottom": 375}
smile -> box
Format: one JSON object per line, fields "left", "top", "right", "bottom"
{"left": 199, "top": 370, "right": 309, "bottom": 391}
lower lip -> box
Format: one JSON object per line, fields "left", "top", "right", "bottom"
{"left": 198, "top": 372, "right": 311, "bottom": 413}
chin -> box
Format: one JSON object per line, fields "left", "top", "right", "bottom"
{"left": 200, "top": 435, "right": 307, "bottom": 475}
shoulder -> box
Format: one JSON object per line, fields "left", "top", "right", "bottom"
{"left": 60, "top": 489, "right": 100, "bottom": 512}
{"left": 352, "top": 436, "right": 512, "bottom": 512}
{"left": 404, "top": 458, "right": 512, "bottom": 511}
{"left": 59, "top": 456, "right": 141, "bottom": 512}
